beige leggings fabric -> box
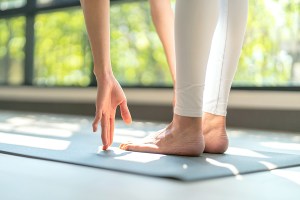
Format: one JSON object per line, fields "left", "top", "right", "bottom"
{"left": 174, "top": 0, "right": 248, "bottom": 117}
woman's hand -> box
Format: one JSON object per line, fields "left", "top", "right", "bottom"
{"left": 80, "top": 0, "right": 131, "bottom": 149}
{"left": 93, "top": 73, "right": 132, "bottom": 150}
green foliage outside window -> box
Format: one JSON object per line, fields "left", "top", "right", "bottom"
{"left": 34, "top": 9, "right": 92, "bottom": 86}
{"left": 0, "top": 16, "right": 25, "bottom": 85}
{"left": 235, "top": 0, "right": 300, "bottom": 86}
{"left": 0, "top": 0, "right": 300, "bottom": 87}
{"left": 110, "top": 3, "right": 171, "bottom": 86}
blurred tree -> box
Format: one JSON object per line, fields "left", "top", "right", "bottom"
{"left": 0, "top": 16, "right": 25, "bottom": 85}
{"left": 1, "top": 0, "right": 300, "bottom": 87}
{"left": 110, "top": 2, "right": 171, "bottom": 86}
{"left": 34, "top": 8, "right": 92, "bottom": 86}
{"left": 236, "top": 0, "right": 300, "bottom": 86}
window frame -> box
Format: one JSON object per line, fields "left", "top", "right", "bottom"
{"left": 0, "top": 0, "right": 299, "bottom": 91}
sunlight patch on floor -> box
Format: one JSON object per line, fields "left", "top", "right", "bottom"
{"left": 259, "top": 161, "right": 277, "bottom": 169}
{"left": 99, "top": 147, "right": 166, "bottom": 163}
{"left": 0, "top": 132, "right": 70, "bottom": 150}
{"left": 260, "top": 142, "right": 300, "bottom": 151}
{"left": 13, "top": 126, "right": 73, "bottom": 138}
{"left": 114, "top": 128, "right": 152, "bottom": 138}
{"left": 6, "top": 117, "right": 35, "bottom": 126}
{"left": 206, "top": 158, "right": 243, "bottom": 180}
{"left": 226, "top": 147, "right": 270, "bottom": 158}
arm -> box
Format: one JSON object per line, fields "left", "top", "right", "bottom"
{"left": 80, "top": 0, "right": 132, "bottom": 150}
{"left": 149, "top": 0, "right": 176, "bottom": 83}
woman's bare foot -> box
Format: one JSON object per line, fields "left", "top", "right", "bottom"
{"left": 202, "top": 112, "right": 228, "bottom": 154}
{"left": 119, "top": 114, "right": 205, "bottom": 156}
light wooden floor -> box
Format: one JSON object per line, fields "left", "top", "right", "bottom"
{"left": 0, "top": 111, "right": 300, "bottom": 200}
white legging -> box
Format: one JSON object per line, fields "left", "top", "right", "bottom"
{"left": 174, "top": 0, "right": 248, "bottom": 117}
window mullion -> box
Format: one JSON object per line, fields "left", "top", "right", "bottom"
{"left": 24, "top": 0, "right": 36, "bottom": 85}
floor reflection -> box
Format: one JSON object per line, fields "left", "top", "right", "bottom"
{"left": 271, "top": 169, "right": 300, "bottom": 185}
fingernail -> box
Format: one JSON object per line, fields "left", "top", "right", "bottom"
{"left": 102, "top": 145, "right": 108, "bottom": 150}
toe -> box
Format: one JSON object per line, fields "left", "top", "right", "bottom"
{"left": 119, "top": 143, "right": 126, "bottom": 149}
{"left": 119, "top": 141, "right": 133, "bottom": 149}
{"left": 120, "top": 143, "right": 160, "bottom": 154}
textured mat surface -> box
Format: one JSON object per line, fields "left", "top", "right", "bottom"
{"left": 1, "top": 131, "right": 300, "bottom": 181}
{"left": 0, "top": 111, "right": 300, "bottom": 181}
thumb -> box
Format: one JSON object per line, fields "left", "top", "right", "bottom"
{"left": 120, "top": 101, "right": 132, "bottom": 124}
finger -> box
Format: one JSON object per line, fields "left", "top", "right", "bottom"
{"left": 92, "top": 111, "right": 102, "bottom": 132}
{"left": 109, "top": 109, "right": 116, "bottom": 146}
{"left": 120, "top": 101, "right": 132, "bottom": 124}
{"left": 101, "top": 114, "right": 109, "bottom": 150}
{"left": 109, "top": 117, "right": 115, "bottom": 146}
{"left": 107, "top": 116, "right": 111, "bottom": 148}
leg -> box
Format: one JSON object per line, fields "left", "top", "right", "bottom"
{"left": 120, "top": 0, "right": 219, "bottom": 156}
{"left": 203, "top": 0, "right": 248, "bottom": 153}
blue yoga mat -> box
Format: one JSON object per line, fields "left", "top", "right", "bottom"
{"left": 1, "top": 125, "right": 300, "bottom": 181}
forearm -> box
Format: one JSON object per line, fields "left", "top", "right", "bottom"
{"left": 80, "top": 0, "right": 112, "bottom": 77}
{"left": 149, "top": 0, "right": 176, "bottom": 82}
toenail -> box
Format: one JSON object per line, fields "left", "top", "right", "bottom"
{"left": 120, "top": 144, "right": 127, "bottom": 150}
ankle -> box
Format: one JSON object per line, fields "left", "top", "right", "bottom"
{"left": 173, "top": 114, "right": 202, "bottom": 130}
{"left": 203, "top": 112, "right": 226, "bottom": 126}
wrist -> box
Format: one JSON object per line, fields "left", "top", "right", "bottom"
{"left": 93, "top": 66, "right": 113, "bottom": 79}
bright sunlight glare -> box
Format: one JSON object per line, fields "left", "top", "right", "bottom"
{"left": 226, "top": 147, "right": 270, "bottom": 158}
{"left": 0, "top": 132, "right": 70, "bottom": 150}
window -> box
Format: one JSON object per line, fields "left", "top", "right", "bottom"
{"left": 34, "top": 8, "right": 92, "bottom": 86}
{"left": 110, "top": 2, "right": 171, "bottom": 86}
{"left": 0, "top": 0, "right": 26, "bottom": 10}
{"left": 0, "top": 16, "right": 25, "bottom": 85}
{"left": 235, "top": 1, "right": 300, "bottom": 87}
{"left": 33, "top": 1, "right": 171, "bottom": 86}
{"left": 0, "top": 0, "right": 299, "bottom": 89}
